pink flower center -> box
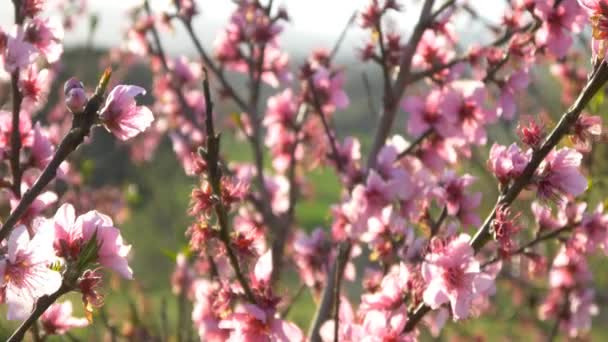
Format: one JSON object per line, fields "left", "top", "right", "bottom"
{"left": 443, "top": 266, "right": 464, "bottom": 290}
{"left": 4, "top": 258, "right": 30, "bottom": 287}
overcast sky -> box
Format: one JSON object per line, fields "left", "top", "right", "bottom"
{"left": 0, "top": 1, "right": 506, "bottom": 58}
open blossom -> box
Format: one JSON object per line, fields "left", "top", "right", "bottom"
{"left": 433, "top": 171, "right": 481, "bottom": 226}
{"left": 448, "top": 80, "right": 495, "bottom": 144}
{"left": 422, "top": 234, "right": 494, "bottom": 320}
{"left": 497, "top": 70, "right": 529, "bottom": 119}
{"left": 403, "top": 89, "right": 458, "bottom": 138}
{"left": 42, "top": 203, "right": 133, "bottom": 279}
{"left": 360, "top": 310, "right": 415, "bottom": 342}
{"left": 40, "top": 301, "right": 89, "bottom": 335}
{"left": 192, "top": 280, "right": 230, "bottom": 342}
{"left": 574, "top": 204, "right": 608, "bottom": 253}
{"left": 0, "top": 225, "right": 61, "bottom": 320}
{"left": 578, "top": 0, "right": 608, "bottom": 61}
{"left": 24, "top": 17, "right": 64, "bottom": 63}
{"left": 534, "top": 0, "right": 586, "bottom": 58}
{"left": 3, "top": 28, "right": 38, "bottom": 73}
{"left": 99, "top": 85, "right": 154, "bottom": 141}
{"left": 531, "top": 201, "right": 567, "bottom": 230}
{"left": 535, "top": 148, "right": 587, "bottom": 202}
{"left": 19, "top": 65, "right": 50, "bottom": 107}
{"left": 310, "top": 67, "right": 349, "bottom": 114}
{"left": 549, "top": 247, "right": 592, "bottom": 288}
{"left": 571, "top": 114, "right": 602, "bottom": 152}
{"left": 361, "top": 262, "right": 410, "bottom": 311}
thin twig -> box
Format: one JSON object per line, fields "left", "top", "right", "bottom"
{"left": 201, "top": 69, "right": 257, "bottom": 303}
{"left": 482, "top": 224, "right": 574, "bottom": 268}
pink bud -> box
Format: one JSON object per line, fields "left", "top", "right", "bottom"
{"left": 65, "top": 88, "right": 88, "bottom": 113}
{"left": 63, "top": 77, "right": 84, "bottom": 95}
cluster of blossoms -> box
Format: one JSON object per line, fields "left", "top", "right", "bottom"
{"left": 0, "top": 0, "right": 608, "bottom": 340}
{"left": 0, "top": 0, "right": 155, "bottom": 338}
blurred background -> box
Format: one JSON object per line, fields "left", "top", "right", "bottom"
{"left": 1, "top": 0, "right": 608, "bottom": 340}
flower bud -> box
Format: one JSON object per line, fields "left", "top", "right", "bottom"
{"left": 64, "top": 77, "right": 84, "bottom": 95}
{"left": 65, "top": 87, "right": 88, "bottom": 113}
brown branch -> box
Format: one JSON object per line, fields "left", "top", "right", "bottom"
{"left": 201, "top": 69, "right": 256, "bottom": 303}
{"left": 7, "top": 283, "right": 71, "bottom": 342}
{"left": 9, "top": 0, "right": 25, "bottom": 197}
{"left": 329, "top": 11, "right": 357, "bottom": 61}
{"left": 367, "top": 0, "right": 436, "bottom": 169}
{"left": 308, "top": 242, "right": 351, "bottom": 342}
{"left": 482, "top": 224, "right": 575, "bottom": 268}
{"left": 396, "top": 129, "right": 434, "bottom": 160}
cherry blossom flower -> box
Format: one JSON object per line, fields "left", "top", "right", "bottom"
{"left": 24, "top": 17, "right": 64, "bottom": 63}
{"left": 535, "top": 148, "right": 587, "bottom": 202}
{"left": 360, "top": 310, "right": 415, "bottom": 342}
{"left": 571, "top": 114, "right": 602, "bottom": 152}
{"left": 43, "top": 203, "right": 133, "bottom": 279}
{"left": 192, "top": 280, "right": 230, "bottom": 342}
{"left": 403, "top": 89, "right": 458, "bottom": 138}
{"left": 534, "top": 0, "right": 586, "bottom": 58}
{"left": 361, "top": 262, "right": 410, "bottom": 311}
{"left": 99, "top": 85, "right": 154, "bottom": 141}
{"left": 0, "top": 225, "right": 61, "bottom": 320}
{"left": 310, "top": 67, "right": 349, "bottom": 114}
{"left": 40, "top": 301, "right": 89, "bottom": 335}
{"left": 422, "top": 234, "right": 494, "bottom": 320}
{"left": 3, "top": 27, "right": 38, "bottom": 73}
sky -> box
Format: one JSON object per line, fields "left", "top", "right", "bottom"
{"left": 0, "top": 0, "right": 506, "bottom": 58}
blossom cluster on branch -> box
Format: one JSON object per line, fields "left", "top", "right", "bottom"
{"left": 1, "top": 0, "right": 608, "bottom": 341}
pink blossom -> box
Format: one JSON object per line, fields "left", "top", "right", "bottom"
{"left": 571, "top": 114, "right": 602, "bottom": 152}
{"left": 320, "top": 298, "right": 361, "bottom": 342}
{"left": 171, "top": 253, "right": 194, "bottom": 296}
{"left": 9, "top": 185, "right": 57, "bottom": 226}
{"left": 311, "top": 67, "right": 349, "bottom": 114}
{"left": 549, "top": 247, "right": 592, "bottom": 288}
{"left": 361, "top": 262, "right": 410, "bottom": 311}
{"left": 497, "top": 70, "right": 529, "bottom": 119}
{"left": 403, "top": 89, "right": 458, "bottom": 138}
{"left": 19, "top": 65, "right": 50, "bottom": 108}
{"left": 219, "top": 303, "right": 304, "bottom": 342}
{"left": 169, "top": 56, "right": 201, "bottom": 86}
{"left": 422, "top": 234, "right": 494, "bottom": 320}
{"left": 539, "top": 288, "right": 598, "bottom": 337}
{"left": 491, "top": 205, "right": 521, "bottom": 256}
{"left": 574, "top": 204, "right": 608, "bottom": 253}
{"left": 488, "top": 143, "right": 529, "bottom": 184}
{"left": 3, "top": 27, "right": 38, "bottom": 73}
{"left": 293, "top": 228, "right": 330, "bottom": 287}
{"left": 534, "top": 0, "right": 586, "bottom": 58}
{"left": 531, "top": 201, "right": 567, "bottom": 230}
{"left": 433, "top": 171, "right": 481, "bottom": 226}
{"left": 43, "top": 203, "right": 133, "bottom": 279}
{"left": 40, "top": 301, "right": 88, "bottom": 335}
{"left": 577, "top": 0, "right": 608, "bottom": 61}
{"left": 360, "top": 310, "right": 415, "bottom": 342}
{"left": 449, "top": 80, "right": 495, "bottom": 144}
{"left": 0, "top": 225, "right": 61, "bottom": 320}
{"left": 535, "top": 148, "right": 587, "bottom": 201}
{"left": 30, "top": 122, "right": 54, "bottom": 169}
{"left": 192, "top": 280, "right": 230, "bottom": 341}
{"left": 99, "top": 85, "right": 154, "bottom": 141}
{"left": 24, "top": 17, "right": 64, "bottom": 63}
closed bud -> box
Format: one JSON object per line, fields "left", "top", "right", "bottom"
{"left": 64, "top": 77, "right": 84, "bottom": 95}
{"left": 65, "top": 87, "right": 88, "bottom": 113}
